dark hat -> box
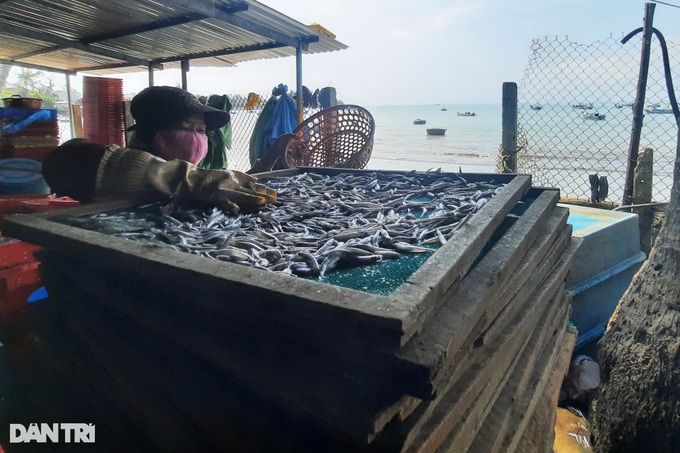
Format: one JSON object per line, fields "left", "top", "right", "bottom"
{"left": 129, "top": 86, "right": 230, "bottom": 132}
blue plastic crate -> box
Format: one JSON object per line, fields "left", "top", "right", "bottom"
{"left": 0, "top": 107, "right": 58, "bottom": 120}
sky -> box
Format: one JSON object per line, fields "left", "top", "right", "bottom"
{"left": 12, "top": 0, "right": 680, "bottom": 107}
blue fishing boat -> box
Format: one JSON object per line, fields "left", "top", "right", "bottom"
{"left": 413, "top": 119, "right": 427, "bottom": 125}
{"left": 583, "top": 112, "right": 606, "bottom": 121}
{"left": 426, "top": 128, "right": 446, "bottom": 136}
{"left": 530, "top": 104, "right": 542, "bottom": 111}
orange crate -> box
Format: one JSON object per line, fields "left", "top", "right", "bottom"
{"left": 0, "top": 237, "right": 41, "bottom": 268}
{"left": 0, "top": 194, "right": 51, "bottom": 217}
{"left": 21, "top": 197, "right": 80, "bottom": 213}
{"left": 0, "top": 261, "right": 42, "bottom": 314}
{"left": 0, "top": 195, "right": 79, "bottom": 228}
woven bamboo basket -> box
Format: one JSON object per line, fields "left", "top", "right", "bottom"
{"left": 283, "top": 105, "right": 375, "bottom": 169}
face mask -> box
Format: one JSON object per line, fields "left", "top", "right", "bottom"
{"left": 151, "top": 130, "right": 208, "bottom": 164}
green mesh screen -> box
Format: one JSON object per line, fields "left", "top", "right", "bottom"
{"left": 311, "top": 245, "right": 436, "bottom": 295}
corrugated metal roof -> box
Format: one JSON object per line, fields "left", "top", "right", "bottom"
{"left": 0, "top": 0, "right": 348, "bottom": 75}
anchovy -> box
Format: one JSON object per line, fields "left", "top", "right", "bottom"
{"left": 66, "top": 171, "right": 504, "bottom": 279}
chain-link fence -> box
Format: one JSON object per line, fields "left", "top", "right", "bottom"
{"left": 223, "top": 92, "right": 321, "bottom": 172}
{"left": 62, "top": 91, "right": 321, "bottom": 173}
{"left": 514, "top": 33, "right": 679, "bottom": 204}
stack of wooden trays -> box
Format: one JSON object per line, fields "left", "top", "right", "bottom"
{"left": 3, "top": 169, "right": 581, "bottom": 452}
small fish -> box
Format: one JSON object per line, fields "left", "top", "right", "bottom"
{"left": 68, "top": 172, "right": 503, "bottom": 279}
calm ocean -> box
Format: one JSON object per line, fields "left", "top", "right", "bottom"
{"left": 365, "top": 104, "right": 502, "bottom": 173}
{"left": 364, "top": 103, "right": 677, "bottom": 202}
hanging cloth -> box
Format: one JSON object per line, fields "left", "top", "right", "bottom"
{"left": 249, "top": 96, "right": 277, "bottom": 166}
{"left": 199, "top": 94, "right": 232, "bottom": 169}
{"left": 302, "top": 86, "right": 316, "bottom": 108}
{"left": 246, "top": 92, "right": 261, "bottom": 110}
{"left": 249, "top": 84, "right": 298, "bottom": 166}
{"left": 263, "top": 84, "right": 297, "bottom": 151}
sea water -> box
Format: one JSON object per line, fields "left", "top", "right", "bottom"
{"left": 365, "top": 104, "right": 502, "bottom": 173}
{"left": 364, "top": 103, "right": 677, "bottom": 202}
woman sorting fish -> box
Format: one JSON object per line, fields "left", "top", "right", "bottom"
{"left": 43, "top": 86, "right": 278, "bottom": 213}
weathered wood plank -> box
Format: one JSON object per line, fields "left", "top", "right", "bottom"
{"left": 470, "top": 227, "right": 571, "bottom": 354}
{"left": 47, "top": 263, "right": 362, "bottom": 452}
{"left": 391, "top": 189, "right": 561, "bottom": 394}
{"left": 394, "top": 174, "right": 532, "bottom": 338}
{"left": 368, "top": 220, "right": 575, "bottom": 441}
{"left": 39, "top": 251, "right": 399, "bottom": 444}
{"left": 439, "top": 290, "right": 569, "bottom": 453}
{"left": 29, "top": 204, "right": 572, "bottom": 444}
{"left": 465, "top": 291, "right": 571, "bottom": 453}
{"left": 55, "top": 294, "right": 209, "bottom": 452}
{"left": 1, "top": 171, "right": 529, "bottom": 352}
{"left": 392, "top": 245, "right": 577, "bottom": 452}
{"left": 502, "top": 304, "right": 576, "bottom": 453}
{"left": 33, "top": 210, "right": 574, "bottom": 446}
{"left": 513, "top": 324, "right": 578, "bottom": 453}
{"left": 7, "top": 212, "right": 409, "bottom": 350}
{"left": 157, "top": 204, "right": 571, "bottom": 401}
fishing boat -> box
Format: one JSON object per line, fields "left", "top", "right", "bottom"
{"left": 530, "top": 104, "right": 542, "bottom": 111}
{"left": 583, "top": 111, "right": 606, "bottom": 121}
{"left": 645, "top": 103, "right": 673, "bottom": 114}
{"left": 615, "top": 102, "right": 633, "bottom": 109}
{"left": 426, "top": 128, "right": 447, "bottom": 136}
{"left": 441, "top": 107, "right": 447, "bottom": 111}
{"left": 456, "top": 111, "right": 476, "bottom": 117}
{"left": 647, "top": 107, "right": 673, "bottom": 114}
{"left": 413, "top": 119, "right": 427, "bottom": 125}
{"left": 572, "top": 102, "right": 593, "bottom": 110}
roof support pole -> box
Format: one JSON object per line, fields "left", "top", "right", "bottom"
{"left": 65, "top": 73, "right": 75, "bottom": 139}
{"left": 296, "top": 43, "right": 303, "bottom": 123}
{"left": 148, "top": 63, "right": 155, "bottom": 87}
{"left": 181, "top": 60, "right": 190, "bottom": 91}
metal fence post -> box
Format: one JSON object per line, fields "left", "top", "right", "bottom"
{"left": 501, "top": 82, "right": 518, "bottom": 173}
{"left": 623, "top": 2, "right": 656, "bottom": 204}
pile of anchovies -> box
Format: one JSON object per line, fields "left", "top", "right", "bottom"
{"left": 65, "top": 171, "right": 504, "bottom": 279}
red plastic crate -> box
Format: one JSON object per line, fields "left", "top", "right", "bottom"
{"left": 0, "top": 195, "right": 79, "bottom": 312}
{"left": 0, "top": 237, "right": 41, "bottom": 268}
{"left": 21, "top": 197, "right": 80, "bottom": 212}
{"left": 0, "top": 261, "right": 42, "bottom": 314}
{"left": 0, "top": 195, "right": 80, "bottom": 227}
{"left": 0, "top": 194, "right": 52, "bottom": 217}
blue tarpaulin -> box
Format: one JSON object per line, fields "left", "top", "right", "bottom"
{"left": 1, "top": 109, "right": 57, "bottom": 133}
{"left": 249, "top": 84, "right": 297, "bottom": 165}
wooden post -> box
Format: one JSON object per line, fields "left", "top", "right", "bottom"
{"left": 623, "top": 2, "right": 655, "bottom": 204}
{"left": 633, "top": 147, "right": 654, "bottom": 255}
{"left": 181, "top": 60, "right": 189, "bottom": 91}
{"left": 65, "top": 72, "right": 75, "bottom": 140}
{"left": 501, "top": 82, "right": 518, "bottom": 173}
{"left": 72, "top": 104, "right": 83, "bottom": 138}
{"left": 148, "top": 63, "right": 154, "bottom": 87}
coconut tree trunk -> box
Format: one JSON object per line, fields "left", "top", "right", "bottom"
{"left": 593, "top": 130, "right": 680, "bottom": 451}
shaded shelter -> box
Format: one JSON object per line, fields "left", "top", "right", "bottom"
{"left": 0, "top": 0, "right": 348, "bottom": 131}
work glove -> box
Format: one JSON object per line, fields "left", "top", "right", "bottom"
{"left": 96, "top": 146, "right": 276, "bottom": 213}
